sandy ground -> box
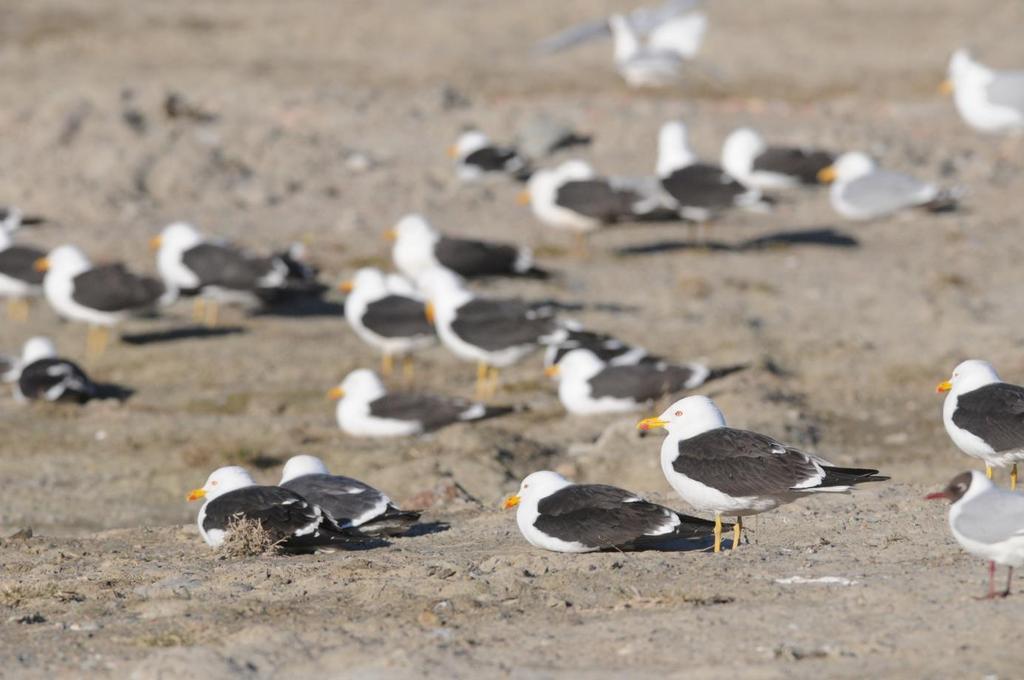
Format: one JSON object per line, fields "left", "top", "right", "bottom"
{"left": 2, "top": 0, "right": 1024, "bottom": 677}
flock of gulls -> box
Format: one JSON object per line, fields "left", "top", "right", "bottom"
{"left": 3, "top": 1, "right": 1024, "bottom": 603}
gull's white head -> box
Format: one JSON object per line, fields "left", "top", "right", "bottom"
{"left": 415, "top": 266, "right": 466, "bottom": 300}
{"left": 503, "top": 470, "right": 573, "bottom": 510}
{"left": 721, "top": 128, "right": 765, "bottom": 178}
{"left": 827, "top": 151, "right": 876, "bottom": 183}
{"left": 452, "top": 130, "right": 490, "bottom": 160}
{"left": 187, "top": 466, "right": 255, "bottom": 503}
{"left": 937, "top": 359, "right": 1001, "bottom": 397}
{"left": 393, "top": 214, "right": 438, "bottom": 243}
{"left": 343, "top": 267, "right": 388, "bottom": 298}
{"left": 947, "top": 49, "right": 983, "bottom": 81}
{"left": 329, "top": 368, "right": 386, "bottom": 403}
{"left": 280, "top": 454, "right": 330, "bottom": 484}
{"left": 657, "top": 120, "right": 697, "bottom": 176}
{"left": 38, "top": 245, "right": 91, "bottom": 278}
{"left": 21, "top": 336, "right": 57, "bottom": 364}
{"left": 548, "top": 348, "right": 606, "bottom": 382}
{"left": 153, "top": 221, "right": 203, "bottom": 255}
{"left": 390, "top": 214, "right": 441, "bottom": 279}
{"left": 637, "top": 394, "right": 727, "bottom": 439}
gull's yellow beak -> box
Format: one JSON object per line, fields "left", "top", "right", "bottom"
{"left": 447, "top": 145, "right": 459, "bottom": 159}
{"left": 544, "top": 365, "right": 560, "bottom": 378}
{"left": 328, "top": 386, "right": 344, "bottom": 400}
{"left": 817, "top": 166, "right": 837, "bottom": 184}
{"left": 936, "top": 380, "right": 952, "bottom": 394}
{"left": 502, "top": 494, "right": 520, "bottom": 509}
{"left": 339, "top": 280, "right": 354, "bottom": 293}
{"left": 636, "top": 417, "right": 668, "bottom": 431}
{"left": 149, "top": 235, "right": 163, "bottom": 252}
{"left": 383, "top": 229, "right": 397, "bottom": 242}
{"left": 33, "top": 257, "right": 50, "bottom": 273}
{"left": 516, "top": 189, "right": 531, "bottom": 206}
{"left": 425, "top": 302, "right": 435, "bottom": 323}
{"left": 186, "top": 488, "right": 206, "bottom": 502}
{"left": 939, "top": 79, "right": 954, "bottom": 95}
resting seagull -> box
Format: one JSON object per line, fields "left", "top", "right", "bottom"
{"left": 151, "top": 221, "right": 289, "bottom": 326}
{"left": 943, "top": 49, "right": 1024, "bottom": 135}
{"left": 0, "top": 222, "right": 46, "bottom": 321}
{"left": 279, "top": 454, "right": 420, "bottom": 536}
{"left": 937, "top": 359, "right": 1024, "bottom": 489}
{"left": 388, "top": 214, "right": 548, "bottom": 281}
{"left": 418, "top": 268, "right": 566, "bottom": 397}
{"left": 544, "top": 323, "right": 656, "bottom": 369}
{"left": 927, "top": 471, "right": 1024, "bottom": 599}
{"left": 502, "top": 470, "right": 719, "bottom": 553}
{"left": 328, "top": 368, "right": 514, "bottom": 437}
{"left": 449, "top": 130, "right": 529, "bottom": 183}
{"left": 37, "top": 245, "right": 164, "bottom": 357}
{"left": 342, "top": 267, "right": 436, "bottom": 378}
{"left": 547, "top": 348, "right": 709, "bottom": 415}
{"left": 720, "top": 128, "right": 835, "bottom": 191}
{"left": 7, "top": 337, "right": 98, "bottom": 404}
{"left": 817, "top": 152, "right": 957, "bottom": 221}
{"left": 187, "top": 466, "right": 363, "bottom": 551}
{"left": 637, "top": 395, "right": 887, "bottom": 553}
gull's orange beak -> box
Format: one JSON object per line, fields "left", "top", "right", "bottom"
{"left": 502, "top": 494, "right": 520, "bottom": 509}
{"left": 936, "top": 380, "right": 952, "bottom": 394}
{"left": 186, "top": 488, "right": 206, "bottom": 502}
{"left": 636, "top": 417, "right": 668, "bottom": 431}
{"left": 383, "top": 229, "right": 397, "bottom": 242}
{"left": 148, "top": 235, "right": 163, "bottom": 252}
{"left": 327, "top": 386, "right": 344, "bottom": 400}
{"left": 939, "top": 79, "right": 954, "bottom": 95}
{"left": 425, "top": 302, "right": 435, "bottom": 324}
{"left": 33, "top": 257, "right": 50, "bottom": 273}
{"left": 544, "top": 365, "right": 560, "bottom": 378}
{"left": 817, "top": 166, "right": 837, "bottom": 184}
{"left": 447, "top": 145, "right": 459, "bottom": 159}
{"left": 516, "top": 190, "right": 531, "bottom": 206}
{"left": 339, "top": 280, "right": 354, "bottom": 293}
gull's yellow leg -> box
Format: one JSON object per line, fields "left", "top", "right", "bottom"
{"left": 86, "top": 325, "right": 109, "bottom": 359}
{"left": 380, "top": 353, "right": 394, "bottom": 377}
{"left": 732, "top": 516, "right": 742, "bottom": 550}
{"left": 203, "top": 300, "right": 220, "bottom": 328}
{"left": 402, "top": 356, "right": 415, "bottom": 383}
{"left": 7, "top": 297, "right": 29, "bottom": 322}
{"left": 487, "top": 367, "right": 501, "bottom": 398}
{"left": 713, "top": 513, "right": 722, "bottom": 554}
{"left": 192, "top": 298, "right": 206, "bottom": 323}
{"left": 475, "top": 361, "right": 489, "bottom": 399}
{"left": 986, "top": 464, "right": 994, "bottom": 480}
{"left": 1012, "top": 464, "right": 1018, "bottom": 491}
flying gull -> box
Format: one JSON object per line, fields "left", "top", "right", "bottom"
{"left": 927, "top": 470, "right": 1024, "bottom": 599}
{"left": 279, "top": 454, "right": 420, "bottom": 536}
{"left": 187, "top": 466, "right": 365, "bottom": 551}
{"left": 342, "top": 267, "right": 436, "bottom": 379}
{"left": 37, "top": 245, "right": 164, "bottom": 357}
{"left": 817, "top": 152, "right": 958, "bottom": 221}
{"left": 502, "top": 470, "right": 719, "bottom": 553}
{"left": 535, "top": 0, "right": 704, "bottom": 55}
{"left": 637, "top": 395, "right": 887, "bottom": 553}
{"left": 449, "top": 129, "right": 530, "bottom": 182}
{"left": 0, "top": 221, "right": 45, "bottom": 321}
{"left": 388, "top": 214, "right": 548, "bottom": 282}
{"left": 328, "top": 368, "right": 514, "bottom": 437}
{"left": 720, "top": 127, "right": 834, "bottom": 191}
{"left": 937, "top": 359, "right": 1024, "bottom": 489}
{"left": 943, "top": 49, "right": 1024, "bottom": 134}
{"left": 547, "top": 348, "right": 709, "bottom": 415}
{"left": 608, "top": 12, "right": 706, "bottom": 88}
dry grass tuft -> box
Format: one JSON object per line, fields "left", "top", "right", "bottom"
{"left": 218, "top": 516, "right": 283, "bottom": 558}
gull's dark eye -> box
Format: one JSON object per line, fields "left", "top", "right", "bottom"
{"left": 674, "top": 410, "right": 683, "bottom": 417}
{"left": 211, "top": 480, "right": 218, "bottom": 486}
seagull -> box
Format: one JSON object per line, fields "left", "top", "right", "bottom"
{"left": 328, "top": 368, "right": 514, "bottom": 437}
{"left": 943, "top": 49, "right": 1024, "bottom": 135}
{"left": 279, "top": 454, "right": 420, "bottom": 536}
{"left": 927, "top": 471, "right": 1024, "bottom": 599}
{"left": 36, "top": 245, "right": 164, "bottom": 357}
{"left": 937, "top": 359, "right": 1024, "bottom": 489}
{"left": 151, "top": 221, "right": 289, "bottom": 326}
{"left": 388, "top": 214, "right": 548, "bottom": 281}
{"left": 817, "top": 152, "right": 958, "bottom": 221}
{"left": 0, "top": 221, "right": 46, "bottom": 321}
{"left": 449, "top": 129, "right": 529, "bottom": 182}
{"left": 502, "top": 470, "right": 720, "bottom": 553}
{"left": 720, "top": 127, "right": 835, "bottom": 191}
{"left": 417, "top": 267, "right": 566, "bottom": 397}
{"left": 544, "top": 322, "right": 656, "bottom": 369}
{"left": 6, "top": 336, "right": 97, "bottom": 404}
{"left": 535, "top": 0, "right": 704, "bottom": 55}
{"left": 341, "top": 267, "right": 436, "bottom": 379}
{"left": 637, "top": 395, "right": 887, "bottom": 553}
{"left": 608, "top": 10, "right": 706, "bottom": 88}
{"left": 547, "top": 348, "right": 709, "bottom": 415}
{"left": 186, "top": 466, "right": 365, "bottom": 551}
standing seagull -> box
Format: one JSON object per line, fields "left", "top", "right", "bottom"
{"left": 720, "top": 128, "right": 835, "bottom": 191}
{"left": 927, "top": 471, "right": 1024, "bottom": 599}
{"left": 37, "top": 245, "right": 164, "bottom": 357}
{"left": 943, "top": 49, "right": 1024, "bottom": 135}
{"left": 502, "top": 470, "right": 720, "bottom": 553}
{"left": 279, "top": 454, "right": 420, "bottom": 536}
{"left": 937, "top": 359, "right": 1024, "bottom": 489}
{"left": 418, "top": 268, "right": 566, "bottom": 397}
{"left": 151, "top": 221, "right": 288, "bottom": 326}
{"left": 449, "top": 130, "right": 529, "bottom": 183}
{"left": 388, "top": 214, "right": 547, "bottom": 281}
{"left": 637, "top": 395, "right": 887, "bottom": 553}
{"left": 817, "top": 152, "right": 957, "bottom": 221}
{"left": 328, "top": 368, "right": 514, "bottom": 437}
{"left": 341, "top": 267, "right": 436, "bottom": 378}
{"left": 0, "top": 223, "right": 45, "bottom": 321}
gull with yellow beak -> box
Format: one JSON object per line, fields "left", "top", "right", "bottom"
{"left": 503, "top": 470, "right": 719, "bottom": 553}
{"left": 638, "top": 395, "right": 887, "bottom": 553}
{"left": 943, "top": 49, "right": 1024, "bottom": 135}
{"left": 37, "top": 244, "right": 164, "bottom": 357}
{"left": 0, "top": 218, "right": 46, "bottom": 322}
{"left": 937, "top": 359, "right": 1024, "bottom": 489}
{"left": 449, "top": 129, "right": 529, "bottom": 183}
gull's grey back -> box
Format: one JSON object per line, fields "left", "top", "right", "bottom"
{"left": 953, "top": 487, "right": 1024, "bottom": 545}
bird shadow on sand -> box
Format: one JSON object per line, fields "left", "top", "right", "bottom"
{"left": 615, "top": 535, "right": 729, "bottom": 553}
{"left": 401, "top": 521, "right": 451, "bottom": 538}
{"left": 252, "top": 298, "right": 345, "bottom": 318}
{"left": 93, "top": 383, "right": 135, "bottom": 402}
{"left": 615, "top": 226, "right": 859, "bottom": 256}
{"left": 120, "top": 325, "right": 247, "bottom": 345}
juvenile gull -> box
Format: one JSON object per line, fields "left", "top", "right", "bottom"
{"left": 638, "top": 395, "right": 887, "bottom": 553}
{"left": 721, "top": 127, "right": 834, "bottom": 191}
{"left": 279, "top": 454, "right": 420, "bottom": 537}
{"left": 927, "top": 471, "right": 1024, "bottom": 599}
{"left": 943, "top": 49, "right": 1024, "bottom": 135}
{"left": 449, "top": 129, "right": 529, "bottom": 182}
{"left": 937, "top": 359, "right": 1024, "bottom": 489}
{"left": 502, "top": 470, "right": 719, "bottom": 553}
{"left": 0, "top": 222, "right": 45, "bottom": 321}
{"left": 817, "top": 152, "right": 957, "bottom": 221}
{"left": 328, "top": 368, "right": 514, "bottom": 437}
